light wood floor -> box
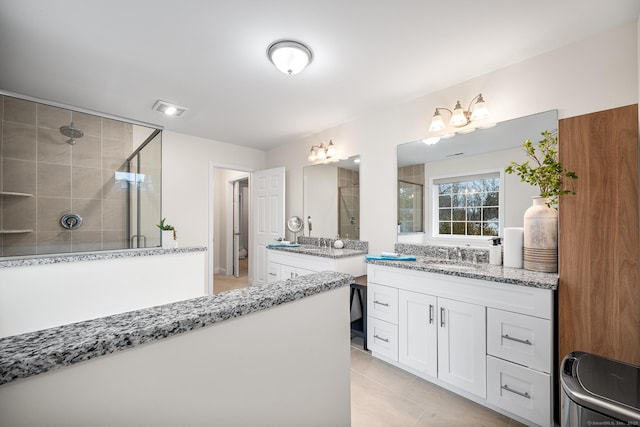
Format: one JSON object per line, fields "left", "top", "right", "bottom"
{"left": 350, "top": 336, "right": 527, "bottom": 427}
{"left": 213, "top": 257, "right": 249, "bottom": 294}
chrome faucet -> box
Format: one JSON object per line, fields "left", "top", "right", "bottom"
{"left": 453, "top": 247, "right": 462, "bottom": 262}
{"left": 319, "top": 238, "right": 327, "bottom": 249}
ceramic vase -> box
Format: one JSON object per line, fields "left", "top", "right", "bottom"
{"left": 523, "top": 196, "right": 558, "bottom": 273}
{"left": 162, "top": 230, "right": 174, "bottom": 249}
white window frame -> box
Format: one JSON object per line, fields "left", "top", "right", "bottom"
{"left": 429, "top": 169, "right": 505, "bottom": 244}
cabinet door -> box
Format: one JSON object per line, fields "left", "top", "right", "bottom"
{"left": 267, "top": 263, "right": 280, "bottom": 283}
{"left": 399, "top": 290, "right": 438, "bottom": 377}
{"left": 438, "top": 297, "right": 486, "bottom": 398}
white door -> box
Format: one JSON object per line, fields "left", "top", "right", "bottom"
{"left": 399, "top": 290, "right": 438, "bottom": 378}
{"left": 252, "top": 167, "right": 285, "bottom": 285}
{"left": 232, "top": 180, "right": 240, "bottom": 278}
{"left": 437, "top": 297, "right": 486, "bottom": 398}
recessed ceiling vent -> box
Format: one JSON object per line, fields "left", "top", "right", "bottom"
{"left": 152, "top": 100, "right": 188, "bottom": 116}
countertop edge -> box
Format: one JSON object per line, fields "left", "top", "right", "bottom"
{"left": 366, "top": 258, "right": 558, "bottom": 290}
{"left": 0, "top": 247, "right": 207, "bottom": 268}
{"left": 0, "top": 271, "right": 353, "bottom": 386}
{"left": 267, "top": 245, "right": 367, "bottom": 259}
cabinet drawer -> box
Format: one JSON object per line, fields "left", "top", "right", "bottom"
{"left": 487, "top": 356, "right": 551, "bottom": 427}
{"left": 487, "top": 308, "right": 551, "bottom": 372}
{"left": 367, "top": 283, "right": 398, "bottom": 324}
{"left": 267, "top": 263, "right": 280, "bottom": 282}
{"left": 367, "top": 317, "right": 398, "bottom": 361}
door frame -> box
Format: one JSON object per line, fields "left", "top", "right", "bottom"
{"left": 208, "top": 162, "right": 254, "bottom": 295}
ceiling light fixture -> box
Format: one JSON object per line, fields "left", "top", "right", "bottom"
{"left": 429, "top": 93, "right": 489, "bottom": 133}
{"left": 308, "top": 140, "right": 336, "bottom": 162}
{"left": 267, "top": 40, "right": 313, "bottom": 75}
{"left": 153, "top": 100, "right": 188, "bottom": 116}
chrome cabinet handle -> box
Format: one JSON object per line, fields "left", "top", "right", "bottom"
{"left": 502, "top": 334, "right": 532, "bottom": 346}
{"left": 373, "top": 334, "right": 389, "bottom": 343}
{"left": 374, "top": 300, "right": 390, "bottom": 307}
{"left": 429, "top": 304, "right": 434, "bottom": 324}
{"left": 502, "top": 384, "right": 531, "bottom": 399}
{"left": 440, "top": 307, "right": 445, "bottom": 327}
{"left": 268, "top": 273, "right": 277, "bottom": 276}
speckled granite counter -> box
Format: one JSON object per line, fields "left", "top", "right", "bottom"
{"left": 0, "top": 247, "right": 206, "bottom": 268}
{"left": 366, "top": 256, "right": 558, "bottom": 290}
{"left": 0, "top": 271, "right": 353, "bottom": 385}
{"left": 267, "top": 244, "right": 367, "bottom": 259}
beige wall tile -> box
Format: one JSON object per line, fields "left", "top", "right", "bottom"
{"left": 103, "top": 118, "right": 125, "bottom": 140}
{"left": 37, "top": 231, "right": 71, "bottom": 254}
{"left": 72, "top": 134, "right": 101, "bottom": 168}
{"left": 3, "top": 158, "right": 36, "bottom": 194}
{"left": 71, "top": 198, "right": 102, "bottom": 231}
{"left": 3, "top": 122, "right": 37, "bottom": 161}
{"left": 37, "top": 163, "right": 71, "bottom": 198}
{"left": 4, "top": 97, "right": 36, "bottom": 125}
{"left": 37, "top": 127, "right": 72, "bottom": 164}
{"left": 71, "top": 230, "right": 102, "bottom": 252}
{"left": 71, "top": 111, "right": 101, "bottom": 137}
{"left": 72, "top": 166, "right": 103, "bottom": 199}
{"left": 103, "top": 138, "right": 128, "bottom": 170}
{"left": 102, "top": 168, "right": 129, "bottom": 200}
{"left": 103, "top": 199, "right": 126, "bottom": 230}
{"left": 37, "top": 103, "right": 71, "bottom": 130}
{"left": 37, "top": 197, "right": 71, "bottom": 232}
{"left": 3, "top": 232, "right": 37, "bottom": 256}
{"left": 2, "top": 197, "right": 36, "bottom": 230}
{"left": 103, "top": 229, "right": 128, "bottom": 250}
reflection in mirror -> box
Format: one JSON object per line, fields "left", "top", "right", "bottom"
{"left": 303, "top": 155, "right": 360, "bottom": 240}
{"left": 397, "top": 110, "right": 558, "bottom": 245}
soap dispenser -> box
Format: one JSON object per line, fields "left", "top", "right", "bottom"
{"left": 489, "top": 237, "right": 502, "bottom": 266}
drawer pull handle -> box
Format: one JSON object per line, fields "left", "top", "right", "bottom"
{"left": 268, "top": 273, "right": 277, "bottom": 276}
{"left": 374, "top": 300, "right": 390, "bottom": 307}
{"left": 373, "top": 334, "right": 389, "bottom": 343}
{"left": 502, "top": 334, "right": 532, "bottom": 345}
{"left": 440, "top": 307, "right": 445, "bottom": 327}
{"left": 502, "top": 384, "right": 531, "bottom": 399}
{"left": 429, "top": 304, "right": 434, "bottom": 324}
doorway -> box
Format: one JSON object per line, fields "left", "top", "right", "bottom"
{"left": 211, "top": 167, "right": 251, "bottom": 294}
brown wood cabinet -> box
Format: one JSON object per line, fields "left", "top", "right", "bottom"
{"left": 558, "top": 104, "right": 640, "bottom": 366}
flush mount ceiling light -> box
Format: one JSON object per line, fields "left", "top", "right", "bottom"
{"left": 429, "top": 93, "right": 489, "bottom": 133}
{"left": 267, "top": 40, "right": 313, "bottom": 75}
{"left": 152, "top": 100, "right": 189, "bottom": 117}
{"left": 308, "top": 140, "right": 336, "bottom": 162}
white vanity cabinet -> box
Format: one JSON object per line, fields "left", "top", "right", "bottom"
{"left": 267, "top": 250, "right": 365, "bottom": 282}
{"left": 367, "top": 263, "right": 554, "bottom": 427}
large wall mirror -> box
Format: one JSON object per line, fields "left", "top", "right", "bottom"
{"left": 303, "top": 155, "right": 360, "bottom": 239}
{"left": 397, "top": 110, "right": 557, "bottom": 245}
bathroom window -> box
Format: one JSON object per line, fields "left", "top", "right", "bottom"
{"left": 432, "top": 171, "right": 502, "bottom": 238}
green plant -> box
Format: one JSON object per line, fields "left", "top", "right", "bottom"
{"left": 505, "top": 130, "right": 578, "bottom": 207}
{"left": 156, "top": 218, "right": 174, "bottom": 231}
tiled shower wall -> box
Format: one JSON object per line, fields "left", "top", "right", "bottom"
{"left": 0, "top": 96, "right": 133, "bottom": 256}
{"left": 337, "top": 167, "right": 359, "bottom": 239}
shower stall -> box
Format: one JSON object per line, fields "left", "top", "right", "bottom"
{"left": 0, "top": 94, "right": 162, "bottom": 257}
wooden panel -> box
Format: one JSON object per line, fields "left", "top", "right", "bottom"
{"left": 558, "top": 104, "right": 640, "bottom": 366}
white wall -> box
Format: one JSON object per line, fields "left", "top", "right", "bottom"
{"left": 0, "top": 251, "right": 206, "bottom": 337}
{"left": 265, "top": 22, "right": 639, "bottom": 254}
{"left": 162, "top": 131, "right": 265, "bottom": 249}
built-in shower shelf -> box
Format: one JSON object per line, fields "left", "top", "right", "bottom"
{"left": 0, "top": 191, "right": 33, "bottom": 197}
{"left": 0, "top": 229, "right": 33, "bottom": 234}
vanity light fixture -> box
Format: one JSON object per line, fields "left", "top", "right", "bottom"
{"left": 152, "top": 100, "right": 189, "bottom": 117}
{"left": 267, "top": 40, "right": 313, "bottom": 75}
{"left": 429, "top": 93, "right": 489, "bottom": 133}
{"left": 307, "top": 140, "right": 336, "bottom": 162}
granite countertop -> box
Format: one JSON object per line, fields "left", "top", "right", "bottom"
{"left": 0, "top": 246, "right": 207, "bottom": 268}
{"left": 366, "top": 256, "right": 558, "bottom": 290}
{"left": 267, "top": 245, "right": 367, "bottom": 259}
{"left": 0, "top": 271, "right": 353, "bottom": 386}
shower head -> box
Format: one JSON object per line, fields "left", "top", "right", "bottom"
{"left": 59, "top": 122, "right": 84, "bottom": 145}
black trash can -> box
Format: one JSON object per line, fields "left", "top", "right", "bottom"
{"left": 561, "top": 351, "right": 640, "bottom": 426}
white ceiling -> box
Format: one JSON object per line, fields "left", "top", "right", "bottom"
{"left": 1, "top": 1, "right": 638, "bottom": 151}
